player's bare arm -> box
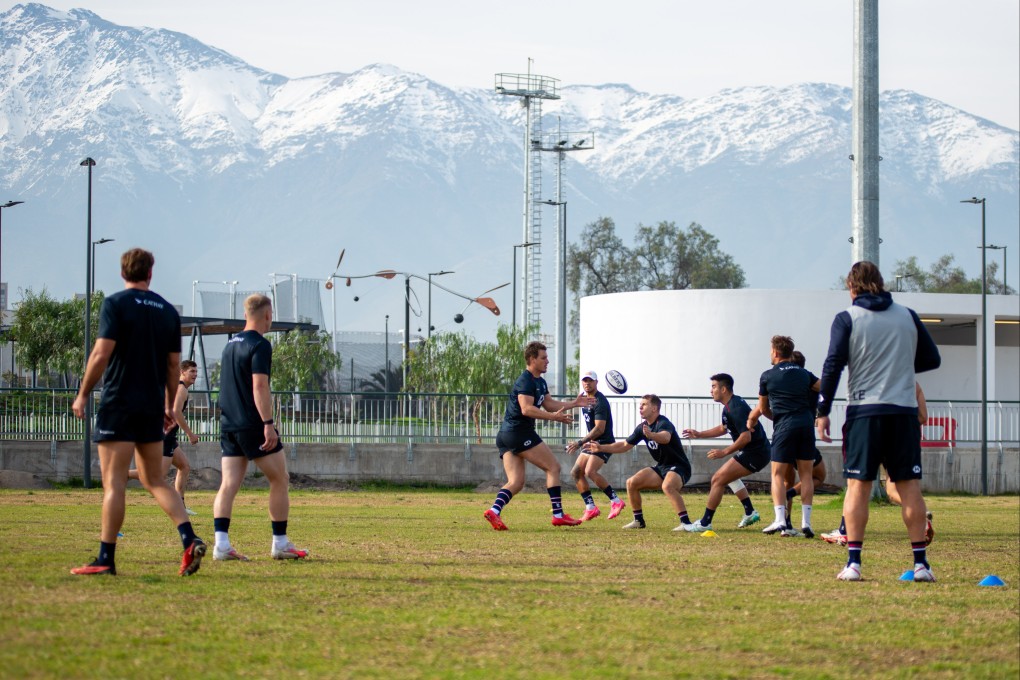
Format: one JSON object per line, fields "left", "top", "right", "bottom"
{"left": 253, "top": 372, "right": 278, "bottom": 450}
{"left": 708, "top": 430, "right": 752, "bottom": 460}
{"left": 72, "top": 338, "right": 115, "bottom": 419}
{"left": 682, "top": 424, "right": 726, "bottom": 439}
{"left": 173, "top": 384, "right": 199, "bottom": 444}
{"left": 567, "top": 419, "right": 606, "bottom": 454}
{"left": 642, "top": 424, "right": 671, "bottom": 445}
{"left": 588, "top": 440, "right": 633, "bottom": 456}
{"left": 815, "top": 415, "right": 832, "bottom": 443}
{"left": 542, "top": 392, "right": 595, "bottom": 412}
{"left": 518, "top": 394, "right": 572, "bottom": 424}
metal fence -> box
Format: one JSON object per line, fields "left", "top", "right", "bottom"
{"left": 1, "top": 388, "right": 1018, "bottom": 449}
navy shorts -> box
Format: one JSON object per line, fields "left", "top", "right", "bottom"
{"left": 577, "top": 449, "right": 612, "bottom": 465}
{"left": 770, "top": 424, "right": 817, "bottom": 464}
{"left": 812, "top": 447, "right": 824, "bottom": 467}
{"left": 734, "top": 446, "right": 770, "bottom": 473}
{"left": 842, "top": 414, "right": 922, "bottom": 482}
{"left": 93, "top": 409, "right": 164, "bottom": 444}
{"left": 163, "top": 428, "right": 179, "bottom": 457}
{"left": 650, "top": 463, "right": 690, "bottom": 486}
{"left": 221, "top": 426, "right": 284, "bottom": 460}
{"left": 496, "top": 429, "right": 543, "bottom": 458}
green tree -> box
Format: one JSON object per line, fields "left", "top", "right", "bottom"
{"left": 406, "top": 323, "right": 538, "bottom": 441}
{"left": 892, "top": 255, "right": 1011, "bottom": 294}
{"left": 633, "top": 221, "right": 746, "bottom": 290}
{"left": 270, "top": 330, "right": 340, "bottom": 392}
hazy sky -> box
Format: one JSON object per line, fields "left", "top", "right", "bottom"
{"left": 17, "top": 0, "right": 1020, "bottom": 130}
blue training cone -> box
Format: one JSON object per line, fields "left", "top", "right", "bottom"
{"left": 979, "top": 574, "right": 1006, "bottom": 587}
{"left": 899, "top": 570, "right": 915, "bottom": 581}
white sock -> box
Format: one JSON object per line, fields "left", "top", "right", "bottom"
{"left": 802, "top": 505, "right": 813, "bottom": 528}
{"left": 272, "top": 534, "right": 290, "bottom": 551}
{"left": 774, "top": 506, "right": 787, "bottom": 524}
{"left": 214, "top": 531, "right": 231, "bottom": 551}
{"left": 586, "top": 499, "right": 597, "bottom": 509}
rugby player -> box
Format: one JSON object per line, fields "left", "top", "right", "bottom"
{"left": 566, "top": 371, "right": 625, "bottom": 521}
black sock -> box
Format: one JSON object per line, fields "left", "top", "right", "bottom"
{"left": 839, "top": 516, "right": 846, "bottom": 534}
{"left": 633, "top": 510, "right": 645, "bottom": 525}
{"left": 602, "top": 485, "right": 618, "bottom": 501}
{"left": 741, "top": 497, "right": 755, "bottom": 514}
{"left": 177, "top": 522, "right": 197, "bottom": 549}
{"left": 679, "top": 511, "right": 692, "bottom": 525}
{"left": 272, "top": 520, "right": 288, "bottom": 537}
{"left": 701, "top": 508, "right": 716, "bottom": 525}
{"left": 214, "top": 517, "right": 231, "bottom": 533}
{"left": 786, "top": 487, "right": 799, "bottom": 502}
{"left": 581, "top": 490, "right": 595, "bottom": 507}
{"left": 547, "top": 486, "right": 563, "bottom": 516}
{"left": 97, "top": 540, "right": 116, "bottom": 566}
{"left": 912, "top": 542, "right": 929, "bottom": 568}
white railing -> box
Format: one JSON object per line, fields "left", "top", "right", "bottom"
{"left": 1, "top": 388, "right": 1017, "bottom": 448}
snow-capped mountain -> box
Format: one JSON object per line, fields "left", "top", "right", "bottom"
{"left": 1, "top": 3, "right": 1017, "bottom": 341}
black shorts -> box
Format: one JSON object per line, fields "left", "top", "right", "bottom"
{"left": 93, "top": 409, "right": 164, "bottom": 444}
{"left": 163, "top": 428, "right": 179, "bottom": 457}
{"left": 842, "top": 414, "right": 922, "bottom": 482}
{"left": 496, "top": 429, "right": 543, "bottom": 458}
{"left": 734, "top": 446, "right": 770, "bottom": 473}
{"left": 577, "top": 450, "right": 612, "bottom": 465}
{"left": 221, "top": 426, "right": 284, "bottom": 460}
{"left": 650, "top": 463, "right": 690, "bottom": 486}
{"left": 812, "top": 447, "right": 824, "bottom": 467}
{"left": 770, "top": 425, "right": 817, "bottom": 464}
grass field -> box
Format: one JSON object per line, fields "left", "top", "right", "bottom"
{"left": 1, "top": 488, "right": 1017, "bottom": 679}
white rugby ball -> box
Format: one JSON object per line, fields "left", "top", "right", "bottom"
{"left": 605, "top": 369, "right": 628, "bottom": 395}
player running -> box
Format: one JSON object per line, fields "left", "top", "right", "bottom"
{"left": 682, "top": 373, "right": 767, "bottom": 532}
{"left": 780, "top": 351, "right": 827, "bottom": 537}
{"left": 566, "top": 371, "right": 625, "bottom": 521}
{"left": 589, "top": 394, "right": 693, "bottom": 531}
{"left": 483, "top": 341, "right": 593, "bottom": 530}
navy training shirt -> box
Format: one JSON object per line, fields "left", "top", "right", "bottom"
{"left": 721, "top": 394, "right": 770, "bottom": 456}
{"left": 625, "top": 415, "right": 692, "bottom": 479}
{"left": 501, "top": 370, "right": 548, "bottom": 432}
{"left": 219, "top": 330, "right": 273, "bottom": 432}
{"left": 582, "top": 391, "right": 616, "bottom": 444}
{"left": 96, "top": 288, "right": 181, "bottom": 415}
{"left": 759, "top": 362, "right": 818, "bottom": 430}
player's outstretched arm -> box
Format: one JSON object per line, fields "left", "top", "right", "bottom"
{"left": 519, "top": 394, "right": 573, "bottom": 424}
{"left": 543, "top": 392, "right": 594, "bottom": 413}
{"left": 588, "top": 440, "right": 633, "bottom": 456}
{"left": 683, "top": 424, "right": 726, "bottom": 439}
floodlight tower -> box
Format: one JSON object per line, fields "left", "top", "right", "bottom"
{"left": 496, "top": 62, "right": 560, "bottom": 331}
{"left": 536, "top": 122, "right": 594, "bottom": 395}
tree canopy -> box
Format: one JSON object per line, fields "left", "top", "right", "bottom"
{"left": 270, "top": 329, "right": 341, "bottom": 392}
{"left": 567, "top": 218, "right": 745, "bottom": 337}
{"left": 892, "top": 255, "right": 1012, "bottom": 295}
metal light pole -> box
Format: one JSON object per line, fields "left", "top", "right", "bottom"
{"left": 80, "top": 157, "right": 96, "bottom": 489}
{"left": 427, "top": 270, "right": 453, "bottom": 339}
{"left": 91, "top": 238, "right": 114, "bottom": 291}
{"left": 962, "top": 197, "right": 988, "bottom": 495}
{"left": 512, "top": 242, "right": 534, "bottom": 328}
{"left": 384, "top": 314, "right": 390, "bottom": 393}
{"left": 541, "top": 199, "right": 567, "bottom": 396}
{"left": 0, "top": 201, "right": 25, "bottom": 308}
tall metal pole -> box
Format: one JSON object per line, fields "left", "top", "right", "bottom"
{"left": 80, "top": 157, "right": 95, "bottom": 489}
{"left": 979, "top": 198, "right": 988, "bottom": 496}
{"left": 851, "top": 0, "right": 880, "bottom": 267}
{"left": 963, "top": 197, "right": 989, "bottom": 495}
{"left": 559, "top": 202, "right": 567, "bottom": 396}
{"left": 512, "top": 246, "right": 517, "bottom": 328}
{"left": 403, "top": 275, "right": 410, "bottom": 390}
{"left": 427, "top": 270, "right": 452, "bottom": 340}
{"left": 384, "top": 314, "right": 389, "bottom": 393}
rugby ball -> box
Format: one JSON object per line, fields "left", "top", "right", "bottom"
{"left": 605, "top": 370, "right": 628, "bottom": 395}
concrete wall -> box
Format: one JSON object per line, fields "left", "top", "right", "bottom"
{"left": 1, "top": 439, "right": 1016, "bottom": 494}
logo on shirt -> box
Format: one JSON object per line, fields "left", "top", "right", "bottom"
{"left": 135, "top": 297, "right": 165, "bottom": 309}
{"left": 647, "top": 440, "right": 659, "bottom": 450}
{"left": 913, "top": 465, "right": 921, "bottom": 474}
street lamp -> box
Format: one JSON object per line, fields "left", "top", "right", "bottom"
{"left": 80, "top": 157, "right": 96, "bottom": 489}
{"left": 384, "top": 314, "right": 390, "bottom": 393}
{"left": 91, "top": 238, "right": 114, "bottom": 291}
{"left": 512, "top": 242, "right": 535, "bottom": 328}
{"left": 540, "top": 199, "right": 567, "bottom": 396}
{"left": 0, "top": 200, "right": 25, "bottom": 311}
{"left": 427, "top": 270, "right": 453, "bottom": 339}
{"left": 961, "top": 196, "right": 988, "bottom": 495}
